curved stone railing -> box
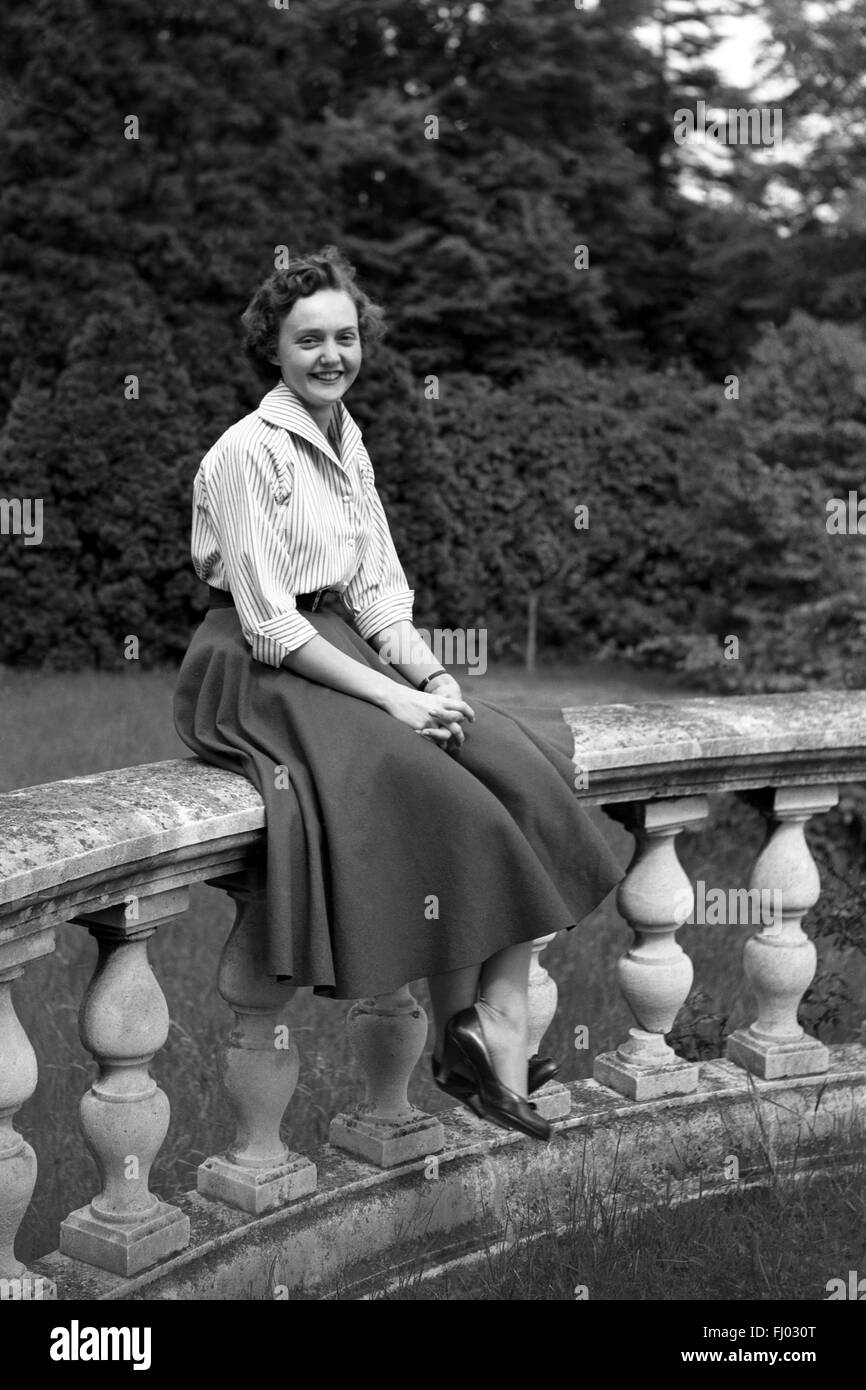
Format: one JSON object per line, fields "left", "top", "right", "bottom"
{"left": 2, "top": 690, "right": 866, "bottom": 1299}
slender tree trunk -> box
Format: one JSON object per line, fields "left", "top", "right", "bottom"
{"left": 525, "top": 591, "right": 539, "bottom": 675}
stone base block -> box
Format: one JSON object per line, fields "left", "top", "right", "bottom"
{"left": 329, "top": 1111, "right": 444, "bottom": 1168}
{"left": 531, "top": 1081, "right": 571, "bottom": 1121}
{"left": 727, "top": 1029, "right": 830, "bottom": 1081}
{"left": 59, "top": 1200, "right": 189, "bottom": 1277}
{"left": 594, "top": 1050, "right": 700, "bottom": 1101}
{"left": 197, "top": 1152, "right": 317, "bottom": 1215}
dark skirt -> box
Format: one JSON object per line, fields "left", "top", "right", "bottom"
{"left": 172, "top": 603, "right": 625, "bottom": 998}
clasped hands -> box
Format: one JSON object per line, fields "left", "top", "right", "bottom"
{"left": 384, "top": 673, "right": 475, "bottom": 751}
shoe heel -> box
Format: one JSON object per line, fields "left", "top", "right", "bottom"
{"left": 445, "top": 1008, "right": 552, "bottom": 1142}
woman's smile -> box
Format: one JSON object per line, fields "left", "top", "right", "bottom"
{"left": 272, "top": 287, "right": 363, "bottom": 429}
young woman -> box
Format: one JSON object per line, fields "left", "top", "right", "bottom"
{"left": 173, "top": 247, "right": 623, "bottom": 1143}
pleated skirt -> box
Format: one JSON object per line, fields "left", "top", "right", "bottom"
{"left": 172, "top": 602, "right": 625, "bottom": 998}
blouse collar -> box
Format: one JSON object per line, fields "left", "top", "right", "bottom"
{"left": 257, "top": 381, "right": 363, "bottom": 473}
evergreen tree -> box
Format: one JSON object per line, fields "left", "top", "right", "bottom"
{"left": 0, "top": 291, "right": 201, "bottom": 668}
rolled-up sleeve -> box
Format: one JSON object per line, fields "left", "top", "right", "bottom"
{"left": 344, "top": 464, "right": 415, "bottom": 640}
{"left": 200, "top": 435, "right": 318, "bottom": 665}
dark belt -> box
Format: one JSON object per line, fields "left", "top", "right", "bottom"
{"left": 207, "top": 587, "right": 339, "bottom": 613}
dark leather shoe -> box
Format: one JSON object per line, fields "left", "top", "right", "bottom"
{"left": 433, "top": 1051, "right": 560, "bottom": 1100}
{"left": 528, "top": 1053, "right": 561, "bottom": 1091}
{"left": 444, "top": 1006, "right": 552, "bottom": 1142}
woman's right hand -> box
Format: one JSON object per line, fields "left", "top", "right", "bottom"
{"left": 381, "top": 685, "right": 475, "bottom": 748}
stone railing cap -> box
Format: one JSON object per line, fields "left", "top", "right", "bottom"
{"left": 4, "top": 690, "right": 866, "bottom": 919}
{"left": 0, "top": 759, "right": 263, "bottom": 912}
{"left": 564, "top": 689, "right": 866, "bottom": 802}
{"left": 563, "top": 690, "right": 866, "bottom": 767}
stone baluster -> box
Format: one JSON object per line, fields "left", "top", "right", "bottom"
{"left": 330, "top": 986, "right": 444, "bottom": 1166}
{"left": 60, "top": 890, "right": 190, "bottom": 1276}
{"left": 727, "top": 785, "right": 837, "bottom": 1079}
{"left": 0, "top": 926, "right": 57, "bottom": 1300}
{"left": 527, "top": 934, "right": 570, "bottom": 1120}
{"left": 198, "top": 872, "right": 316, "bottom": 1214}
{"left": 594, "top": 796, "right": 709, "bottom": 1100}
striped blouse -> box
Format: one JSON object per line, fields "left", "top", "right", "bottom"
{"left": 190, "top": 382, "right": 415, "bottom": 667}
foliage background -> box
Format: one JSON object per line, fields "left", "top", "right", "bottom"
{"left": 1, "top": 0, "right": 865, "bottom": 688}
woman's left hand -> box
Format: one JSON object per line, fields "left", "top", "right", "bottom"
{"left": 422, "top": 674, "right": 474, "bottom": 751}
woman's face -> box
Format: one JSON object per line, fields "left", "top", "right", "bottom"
{"left": 273, "top": 288, "right": 363, "bottom": 418}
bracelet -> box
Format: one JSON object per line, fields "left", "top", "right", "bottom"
{"left": 417, "top": 668, "right": 447, "bottom": 692}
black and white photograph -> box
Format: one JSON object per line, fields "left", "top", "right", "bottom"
{"left": 1, "top": 0, "right": 864, "bottom": 1348}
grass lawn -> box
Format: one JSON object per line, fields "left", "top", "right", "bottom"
{"left": 2, "top": 657, "right": 864, "bottom": 1296}
{"left": 371, "top": 1161, "right": 866, "bottom": 1301}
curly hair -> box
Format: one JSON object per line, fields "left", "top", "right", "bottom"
{"left": 240, "top": 246, "right": 386, "bottom": 385}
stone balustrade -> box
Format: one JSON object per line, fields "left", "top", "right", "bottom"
{"left": 1, "top": 690, "right": 865, "bottom": 1299}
